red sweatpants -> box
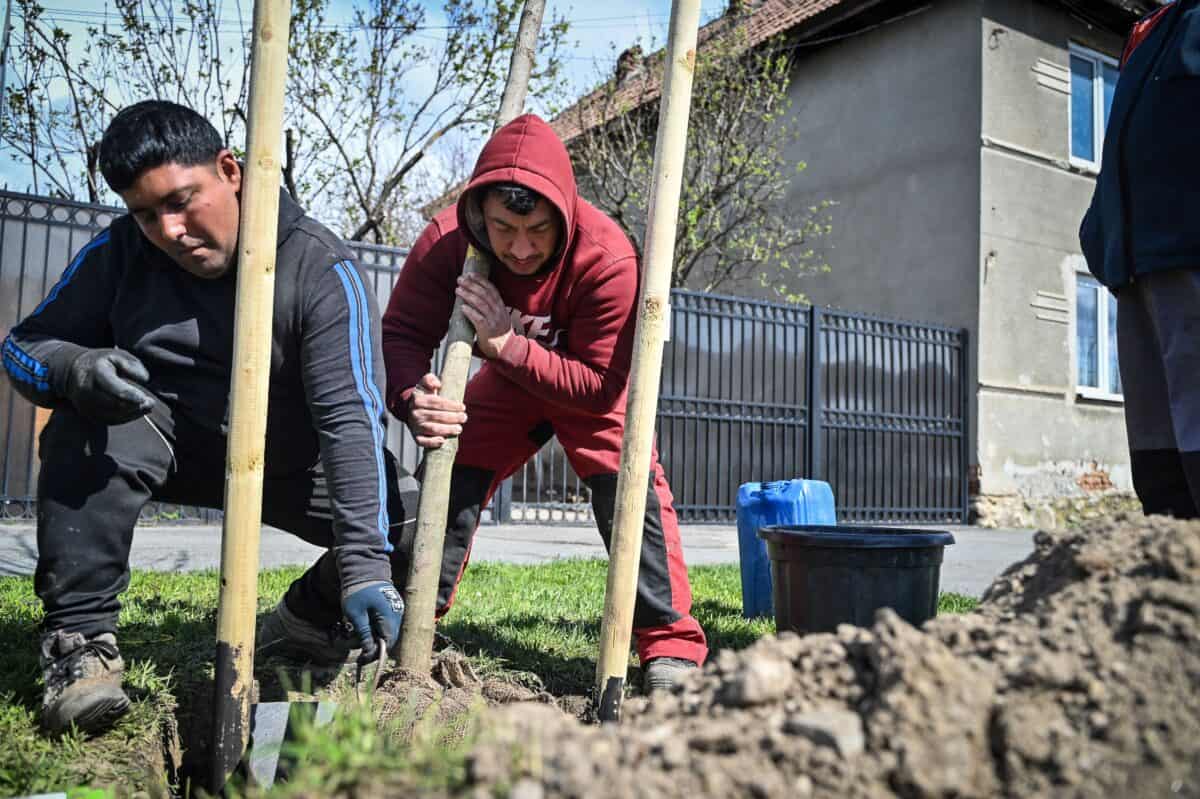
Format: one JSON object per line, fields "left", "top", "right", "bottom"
{"left": 431, "top": 363, "right": 708, "bottom": 666}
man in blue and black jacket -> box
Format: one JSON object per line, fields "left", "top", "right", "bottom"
{"left": 1080, "top": 0, "right": 1200, "bottom": 518}
{"left": 2, "top": 101, "right": 413, "bottom": 734}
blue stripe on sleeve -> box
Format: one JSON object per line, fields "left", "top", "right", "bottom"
{"left": 333, "top": 261, "right": 391, "bottom": 551}
{"left": 0, "top": 232, "right": 106, "bottom": 389}
{"left": 2, "top": 338, "right": 49, "bottom": 392}
{"left": 2, "top": 337, "right": 47, "bottom": 376}
{"left": 30, "top": 230, "right": 110, "bottom": 318}
{"left": 341, "top": 262, "right": 392, "bottom": 547}
{"left": 340, "top": 262, "right": 388, "bottom": 425}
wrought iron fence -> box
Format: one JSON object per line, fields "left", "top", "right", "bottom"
{"left": 1, "top": 193, "right": 121, "bottom": 520}
{"left": 811, "top": 307, "right": 967, "bottom": 522}
{"left": 658, "top": 291, "right": 811, "bottom": 521}
{"left": 0, "top": 190, "right": 969, "bottom": 524}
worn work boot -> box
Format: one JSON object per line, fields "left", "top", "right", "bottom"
{"left": 643, "top": 656, "right": 699, "bottom": 693}
{"left": 40, "top": 630, "right": 131, "bottom": 735}
{"left": 257, "top": 599, "right": 358, "bottom": 667}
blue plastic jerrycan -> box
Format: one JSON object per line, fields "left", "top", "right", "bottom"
{"left": 736, "top": 479, "right": 836, "bottom": 618}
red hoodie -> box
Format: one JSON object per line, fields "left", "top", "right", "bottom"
{"left": 382, "top": 115, "right": 640, "bottom": 419}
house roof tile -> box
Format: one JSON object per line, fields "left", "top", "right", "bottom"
{"left": 551, "top": 0, "right": 845, "bottom": 143}
{"left": 428, "top": 0, "right": 1157, "bottom": 216}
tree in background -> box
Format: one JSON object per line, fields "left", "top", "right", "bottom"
{"left": 1, "top": 0, "right": 567, "bottom": 244}
{"left": 566, "top": 18, "right": 831, "bottom": 302}
{"left": 2, "top": 0, "right": 248, "bottom": 203}
{"left": 284, "top": 0, "right": 567, "bottom": 243}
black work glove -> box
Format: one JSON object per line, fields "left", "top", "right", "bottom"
{"left": 64, "top": 348, "right": 155, "bottom": 425}
{"left": 341, "top": 580, "right": 405, "bottom": 664}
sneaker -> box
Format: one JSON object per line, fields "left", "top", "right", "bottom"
{"left": 40, "top": 630, "right": 131, "bottom": 735}
{"left": 642, "top": 656, "right": 699, "bottom": 693}
{"left": 256, "top": 600, "right": 358, "bottom": 667}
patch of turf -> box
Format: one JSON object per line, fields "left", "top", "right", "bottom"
{"left": 0, "top": 574, "right": 168, "bottom": 795}
{"left": 0, "top": 568, "right": 303, "bottom": 796}
{"left": 937, "top": 591, "right": 979, "bottom": 614}
{"left": 237, "top": 690, "right": 482, "bottom": 798}
{"left": 0, "top": 559, "right": 978, "bottom": 794}
{"left": 0, "top": 659, "right": 174, "bottom": 797}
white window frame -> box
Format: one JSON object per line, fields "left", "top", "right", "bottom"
{"left": 1068, "top": 43, "right": 1119, "bottom": 172}
{"left": 1074, "top": 269, "right": 1122, "bottom": 402}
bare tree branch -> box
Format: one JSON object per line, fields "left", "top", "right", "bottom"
{"left": 3, "top": 0, "right": 569, "bottom": 242}
{"left": 570, "top": 19, "right": 830, "bottom": 301}
{"left": 283, "top": 128, "right": 299, "bottom": 200}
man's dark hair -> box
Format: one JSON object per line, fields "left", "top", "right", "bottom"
{"left": 98, "top": 100, "right": 225, "bottom": 193}
{"left": 486, "top": 182, "right": 540, "bottom": 215}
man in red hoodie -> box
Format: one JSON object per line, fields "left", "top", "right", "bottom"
{"left": 382, "top": 115, "right": 707, "bottom": 689}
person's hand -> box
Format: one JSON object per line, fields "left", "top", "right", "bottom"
{"left": 456, "top": 274, "right": 514, "bottom": 359}
{"left": 64, "top": 348, "right": 155, "bottom": 425}
{"left": 405, "top": 372, "right": 467, "bottom": 449}
{"left": 341, "top": 580, "right": 404, "bottom": 664}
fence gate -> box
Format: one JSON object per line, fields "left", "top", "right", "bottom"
{"left": 653, "top": 293, "right": 968, "bottom": 523}
{"left": 811, "top": 308, "right": 968, "bottom": 523}
{"left": 1, "top": 190, "right": 969, "bottom": 524}
{"left": 657, "top": 291, "right": 811, "bottom": 521}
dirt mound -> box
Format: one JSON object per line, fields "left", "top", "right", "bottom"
{"left": 463, "top": 515, "right": 1200, "bottom": 798}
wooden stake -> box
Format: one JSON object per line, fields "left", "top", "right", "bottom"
{"left": 210, "top": 0, "right": 291, "bottom": 789}
{"left": 594, "top": 0, "right": 701, "bottom": 724}
{"left": 396, "top": 0, "right": 546, "bottom": 676}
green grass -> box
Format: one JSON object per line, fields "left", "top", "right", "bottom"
{"left": 938, "top": 591, "right": 980, "bottom": 615}
{"left": 440, "top": 561, "right": 782, "bottom": 695}
{"left": 0, "top": 576, "right": 187, "bottom": 796}
{"left": 0, "top": 560, "right": 978, "bottom": 795}
{"left": 441, "top": 561, "right": 978, "bottom": 695}
{"left": 238, "top": 689, "right": 485, "bottom": 799}
{"left": 0, "top": 568, "right": 303, "bottom": 797}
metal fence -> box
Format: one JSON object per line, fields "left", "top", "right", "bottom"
{"left": 0, "top": 190, "right": 969, "bottom": 524}
{"left": 656, "top": 293, "right": 968, "bottom": 523}
{"left": 811, "top": 307, "right": 967, "bottom": 522}
{"left": 1, "top": 193, "right": 121, "bottom": 520}
{"left": 659, "top": 291, "right": 811, "bottom": 522}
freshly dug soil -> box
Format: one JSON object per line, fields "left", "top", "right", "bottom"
{"left": 459, "top": 514, "right": 1200, "bottom": 798}
{"left": 373, "top": 649, "right": 588, "bottom": 745}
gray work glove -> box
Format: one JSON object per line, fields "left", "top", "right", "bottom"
{"left": 64, "top": 348, "right": 155, "bottom": 425}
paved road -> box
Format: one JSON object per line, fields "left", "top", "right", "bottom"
{"left": 0, "top": 522, "right": 1033, "bottom": 598}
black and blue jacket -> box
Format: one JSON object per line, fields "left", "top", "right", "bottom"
{"left": 1080, "top": 0, "right": 1200, "bottom": 289}
{"left": 2, "top": 190, "right": 395, "bottom": 589}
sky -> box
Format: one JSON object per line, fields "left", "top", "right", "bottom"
{"left": 0, "top": 0, "right": 731, "bottom": 195}
{"left": 383, "top": 0, "right": 731, "bottom": 96}
{"left": 533, "top": 0, "right": 727, "bottom": 94}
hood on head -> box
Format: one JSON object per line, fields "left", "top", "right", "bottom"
{"left": 458, "top": 114, "right": 577, "bottom": 273}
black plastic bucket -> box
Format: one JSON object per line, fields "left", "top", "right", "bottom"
{"left": 757, "top": 525, "right": 956, "bottom": 634}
